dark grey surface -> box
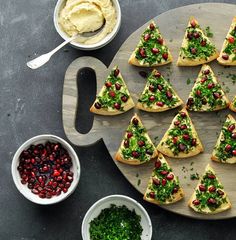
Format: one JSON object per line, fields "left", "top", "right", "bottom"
{"left": 1, "top": 0, "right": 236, "bottom": 239}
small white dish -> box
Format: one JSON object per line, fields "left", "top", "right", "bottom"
{"left": 81, "top": 195, "right": 152, "bottom": 240}
{"left": 53, "top": 0, "right": 121, "bottom": 50}
{"left": 11, "top": 134, "right": 80, "bottom": 205}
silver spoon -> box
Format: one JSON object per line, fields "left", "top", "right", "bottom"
{"left": 27, "top": 23, "right": 105, "bottom": 69}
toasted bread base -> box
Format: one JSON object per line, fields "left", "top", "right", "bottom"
{"left": 156, "top": 108, "right": 204, "bottom": 158}
{"left": 229, "top": 101, "right": 236, "bottom": 112}
{"left": 189, "top": 164, "right": 231, "bottom": 214}
{"left": 136, "top": 101, "right": 183, "bottom": 112}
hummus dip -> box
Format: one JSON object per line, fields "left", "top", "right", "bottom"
{"left": 59, "top": 0, "right": 117, "bottom": 45}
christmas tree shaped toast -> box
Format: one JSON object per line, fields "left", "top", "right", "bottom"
{"left": 144, "top": 153, "right": 184, "bottom": 205}
{"left": 217, "top": 17, "right": 236, "bottom": 65}
{"left": 189, "top": 164, "right": 231, "bottom": 214}
{"left": 90, "top": 66, "right": 135, "bottom": 115}
{"left": 211, "top": 114, "right": 236, "bottom": 164}
{"left": 229, "top": 96, "right": 236, "bottom": 112}
{"left": 186, "top": 64, "right": 229, "bottom": 111}
{"left": 177, "top": 17, "right": 218, "bottom": 66}
{"left": 128, "top": 21, "right": 173, "bottom": 67}
{"left": 115, "top": 114, "right": 158, "bottom": 165}
{"left": 136, "top": 69, "right": 183, "bottom": 112}
{"left": 156, "top": 108, "right": 203, "bottom": 158}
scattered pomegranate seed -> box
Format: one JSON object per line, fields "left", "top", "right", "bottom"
{"left": 154, "top": 71, "right": 161, "bottom": 78}
{"left": 187, "top": 97, "right": 194, "bottom": 106}
{"left": 200, "top": 40, "right": 207, "bottom": 46}
{"left": 172, "top": 187, "right": 178, "bottom": 194}
{"left": 199, "top": 184, "right": 206, "bottom": 192}
{"left": 149, "top": 96, "right": 155, "bottom": 102}
{"left": 228, "top": 124, "right": 235, "bottom": 132}
{"left": 123, "top": 140, "right": 129, "bottom": 148}
{"left": 187, "top": 32, "right": 193, "bottom": 40}
{"left": 114, "top": 103, "right": 121, "bottom": 110}
{"left": 149, "top": 192, "right": 155, "bottom": 199}
{"left": 208, "top": 186, "right": 216, "bottom": 193}
{"left": 166, "top": 174, "right": 174, "bottom": 180}
{"left": 149, "top": 85, "right": 155, "bottom": 92}
{"left": 192, "top": 199, "right": 200, "bottom": 206}
{"left": 105, "top": 82, "right": 112, "bottom": 88}
{"left": 152, "top": 48, "right": 159, "bottom": 54}
{"left": 180, "top": 112, "right": 186, "bottom": 118}
{"left": 138, "top": 140, "right": 145, "bottom": 147}
{"left": 127, "top": 132, "right": 133, "bottom": 138}
{"left": 217, "top": 189, "right": 224, "bottom": 196}
{"left": 208, "top": 198, "right": 216, "bottom": 205}
{"left": 200, "top": 77, "right": 207, "bottom": 83}
{"left": 213, "top": 92, "right": 220, "bottom": 99}
{"left": 114, "top": 68, "right": 120, "bottom": 77}
{"left": 115, "top": 83, "right": 121, "bottom": 90}
{"left": 139, "top": 48, "right": 146, "bottom": 58}
{"left": 174, "top": 120, "right": 180, "bottom": 126}
{"left": 166, "top": 90, "right": 172, "bottom": 99}
{"left": 155, "top": 160, "right": 162, "bottom": 169}
{"left": 160, "top": 170, "right": 169, "bottom": 175}
{"left": 17, "top": 141, "right": 74, "bottom": 199}
{"left": 156, "top": 101, "right": 164, "bottom": 107}
{"left": 191, "top": 47, "right": 197, "bottom": 54}
{"left": 231, "top": 133, "right": 236, "bottom": 139}
{"left": 178, "top": 143, "right": 186, "bottom": 152}
{"left": 222, "top": 54, "right": 229, "bottom": 60}
{"left": 149, "top": 23, "right": 155, "bottom": 30}
{"left": 193, "top": 32, "right": 200, "bottom": 38}
{"left": 207, "top": 174, "right": 216, "bottom": 179}
{"left": 132, "top": 118, "right": 139, "bottom": 125}
{"left": 144, "top": 33, "right": 150, "bottom": 42}
{"left": 109, "top": 91, "right": 116, "bottom": 98}
{"left": 152, "top": 178, "right": 160, "bottom": 186}
{"left": 183, "top": 134, "right": 190, "bottom": 141}
{"left": 157, "top": 84, "right": 163, "bottom": 91}
{"left": 162, "top": 179, "right": 167, "bottom": 186}
{"left": 207, "top": 83, "right": 214, "bottom": 89}
{"left": 121, "top": 95, "right": 128, "bottom": 102}
{"left": 132, "top": 151, "right": 139, "bottom": 158}
{"left": 196, "top": 89, "right": 201, "bottom": 96}
{"left": 180, "top": 124, "right": 187, "bottom": 130}
{"left": 162, "top": 53, "right": 168, "bottom": 60}
{"left": 190, "top": 20, "right": 196, "bottom": 28}
{"left": 225, "top": 144, "right": 232, "bottom": 152}
{"left": 228, "top": 37, "right": 235, "bottom": 44}
{"left": 191, "top": 138, "right": 197, "bottom": 146}
{"left": 232, "top": 150, "right": 236, "bottom": 156}
{"left": 173, "top": 137, "right": 178, "bottom": 144}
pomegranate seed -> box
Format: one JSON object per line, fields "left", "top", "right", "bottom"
{"left": 162, "top": 179, "right": 167, "bottom": 186}
{"left": 166, "top": 174, "right": 174, "bottom": 180}
{"left": 191, "top": 48, "right": 197, "bottom": 54}
{"left": 225, "top": 144, "right": 232, "bottom": 152}
{"left": 156, "top": 101, "right": 164, "bottom": 107}
{"left": 173, "top": 137, "right": 178, "bottom": 144}
{"left": 196, "top": 89, "right": 201, "bottom": 96}
{"left": 132, "top": 118, "right": 139, "bottom": 125}
{"left": 149, "top": 96, "right": 155, "bottom": 102}
{"left": 132, "top": 151, "right": 139, "bottom": 158}
{"left": 144, "top": 33, "right": 150, "bottom": 42}
{"left": 138, "top": 140, "right": 145, "bottom": 147}
{"left": 199, "top": 184, "right": 206, "bottom": 192}
{"left": 222, "top": 54, "right": 229, "bottom": 60}
{"left": 160, "top": 170, "right": 169, "bottom": 175}
{"left": 157, "top": 84, "right": 163, "bottom": 91}
{"left": 115, "top": 83, "right": 121, "bottom": 90}
{"left": 162, "top": 53, "right": 168, "bottom": 60}
{"left": 124, "top": 140, "right": 129, "bottom": 148}
{"left": 109, "top": 91, "right": 116, "bottom": 98}
{"left": 65, "top": 182, "right": 71, "bottom": 188}
{"left": 149, "top": 85, "right": 155, "bottom": 92}
{"left": 63, "top": 188, "right": 68, "bottom": 193}
{"left": 166, "top": 91, "right": 172, "bottom": 99}
{"left": 207, "top": 83, "right": 215, "bottom": 89}
{"left": 228, "top": 37, "right": 235, "bottom": 44}
{"left": 208, "top": 198, "right": 216, "bottom": 205}
{"left": 39, "top": 193, "right": 46, "bottom": 198}
{"left": 201, "top": 40, "right": 207, "bottom": 46}
{"left": 183, "top": 134, "right": 190, "bottom": 141}
{"left": 193, "top": 32, "right": 200, "bottom": 38}
{"left": 232, "top": 150, "right": 236, "bottom": 156}
{"left": 231, "top": 133, "right": 236, "bottom": 139}
{"left": 217, "top": 190, "right": 224, "bottom": 196}
{"left": 152, "top": 48, "right": 159, "bottom": 54}
{"left": 187, "top": 32, "right": 193, "bottom": 40}
{"left": 149, "top": 23, "right": 155, "bottom": 30}
{"left": 187, "top": 97, "right": 194, "bottom": 106}
{"left": 174, "top": 120, "right": 180, "bottom": 126}
{"left": 154, "top": 71, "right": 161, "bottom": 78}
{"left": 172, "top": 187, "right": 178, "bottom": 194}
{"left": 53, "top": 170, "right": 60, "bottom": 177}
{"left": 94, "top": 102, "right": 101, "bottom": 109}
{"left": 228, "top": 124, "right": 235, "bottom": 132}
{"left": 43, "top": 166, "right": 48, "bottom": 172}
{"left": 146, "top": 149, "right": 153, "bottom": 155}
{"left": 209, "top": 186, "right": 216, "bottom": 193}
{"left": 207, "top": 174, "right": 216, "bottom": 179}
{"left": 127, "top": 132, "right": 133, "bottom": 138}
{"left": 114, "top": 103, "right": 121, "bottom": 110}
{"left": 157, "top": 38, "right": 163, "bottom": 45}
{"left": 152, "top": 178, "right": 160, "bottom": 186}
{"left": 203, "top": 69, "right": 210, "bottom": 75}
{"left": 114, "top": 68, "right": 120, "bottom": 77}
{"left": 180, "top": 124, "right": 187, "bottom": 130}
{"left": 190, "top": 20, "right": 196, "bottom": 28}
{"left": 180, "top": 112, "right": 186, "bottom": 118}
{"left": 200, "top": 77, "right": 207, "bottom": 83}
{"left": 149, "top": 192, "right": 155, "bottom": 199}
{"left": 155, "top": 160, "right": 162, "bottom": 169}
{"left": 192, "top": 138, "right": 197, "bottom": 146}
{"left": 178, "top": 143, "right": 186, "bottom": 152}
{"left": 139, "top": 48, "right": 146, "bottom": 58}
{"left": 105, "top": 82, "right": 112, "bottom": 88}
{"left": 32, "top": 189, "right": 39, "bottom": 194}
{"left": 213, "top": 92, "right": 220, "bottom": 99}
{"left": 192, "top": 199, "right": 200, "bottom": 206}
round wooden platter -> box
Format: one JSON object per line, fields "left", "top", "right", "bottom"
{"left": 63, "top": 3, "right": 236, "bottom": 219}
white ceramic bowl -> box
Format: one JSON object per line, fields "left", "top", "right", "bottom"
{"left": 53, "top": 0, "right": 121, "bottom": 50}
{"left": 81, "top": 195, "right": 152, "bottom": 240}
{"left": 11, "top": 134, "right": 80, "bottom": 205}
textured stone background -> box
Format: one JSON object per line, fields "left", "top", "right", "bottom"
{"left": 0, "top": 0, "right": 236, "bottom": 239}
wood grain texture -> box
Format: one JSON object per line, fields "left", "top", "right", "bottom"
{"left": 63, "top": 3, "right": 236, "bottom": 219}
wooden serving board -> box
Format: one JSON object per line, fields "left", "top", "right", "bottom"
{"left": 63, "top": 3, "right": 236, "bottom": 219}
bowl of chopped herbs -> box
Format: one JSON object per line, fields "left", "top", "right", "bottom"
{"left": 81, "top": 195, "right": 152, "bottom": 240}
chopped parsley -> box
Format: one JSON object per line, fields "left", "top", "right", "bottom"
{"left": 204, "top": 26, "right": 214, "bottom": 38}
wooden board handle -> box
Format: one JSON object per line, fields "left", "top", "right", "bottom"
{"left": 62, "top": 56, "right": 108, "bottom": 146}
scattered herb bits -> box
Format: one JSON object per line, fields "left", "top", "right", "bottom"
{"left": 89, "top": 204, "right": 143, "bottom": 240}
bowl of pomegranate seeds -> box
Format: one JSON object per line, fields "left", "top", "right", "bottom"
{"left": 11, "top": 134, "right": 80, "bottom": 205}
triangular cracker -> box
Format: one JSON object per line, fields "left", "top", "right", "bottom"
{"left": 136, "top": 69, "right": 183, "bottom": 112}
{"left": 128, "top": 21, "right": 173, "bottom": 67}
{"left": 115, "top": 114, "right": 158, "bottom": 165}
{"left": 143, "top": 153, "right": 184, "bottom": 205}
{"left": 90, "top": 66, "right": 135, "bottom": 115}
{"left": 189, "top": 164, "right": 231, "bottom": 214}
{"left": 177, "top": 17, "right": 218, "bottom": 66}
{"left": 156, "top": 108, "right": 203, "bottom": 158}
{"left": 186, "top": 64, "right": 229, "bottom": 111}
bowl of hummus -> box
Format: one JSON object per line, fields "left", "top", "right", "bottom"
{"left": 54, "top": 0, "right": 121, "bottom": 50}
